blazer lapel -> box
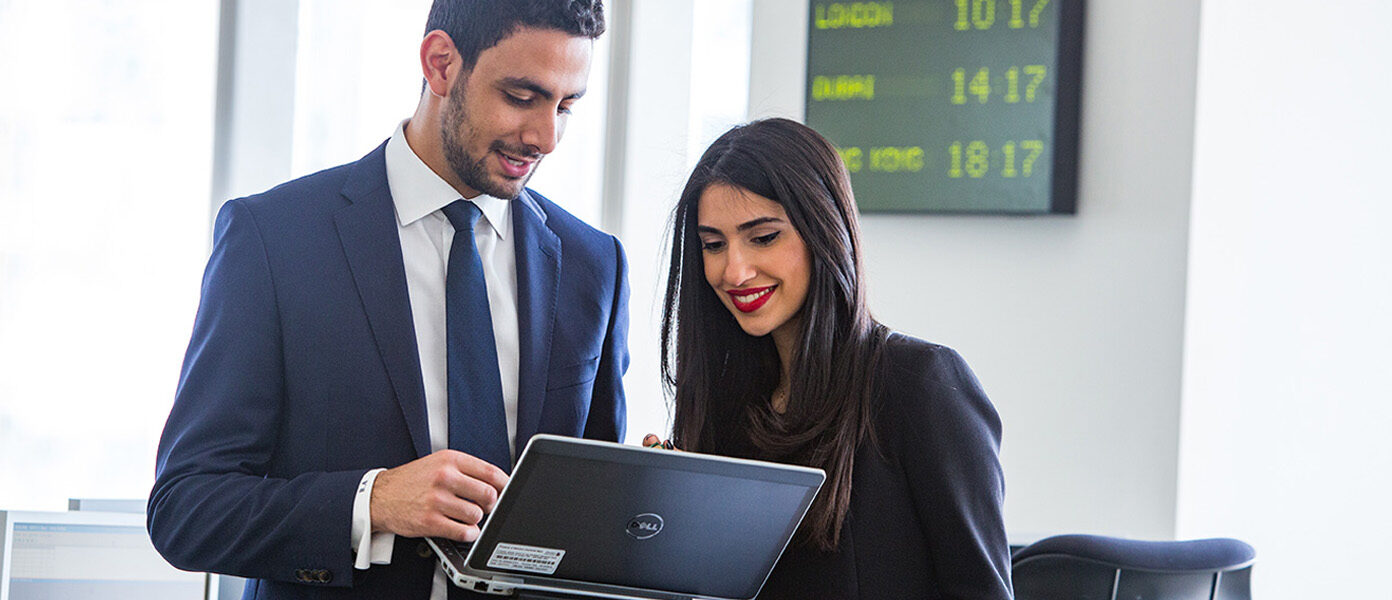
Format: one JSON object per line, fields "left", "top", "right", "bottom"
{"left": 512, "top": 190, "right": 561, "bottom": 457}
{"left": 334, "top": 142, "right": 432, "bottom": 459}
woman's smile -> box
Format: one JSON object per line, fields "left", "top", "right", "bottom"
{"left": 726, "top": 285, "right": 777, "bottom": 312}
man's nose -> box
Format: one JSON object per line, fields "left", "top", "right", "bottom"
{"left": 520, "top": 111, "right": 560, "bottom": 156}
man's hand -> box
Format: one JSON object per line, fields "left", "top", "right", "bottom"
{"left": 370, "top": 450, "right": 509, "bottom": 542}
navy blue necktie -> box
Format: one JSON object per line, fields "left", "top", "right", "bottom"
{"left": 441, "top": 200, "right": 511, "bottom": 473}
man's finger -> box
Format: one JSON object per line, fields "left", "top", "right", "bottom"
{"left": 444, "top": 450, "right": 510, "bottom": 491}
{"left": 440, "top": 468, "right": 502, "bottom": 513}
{"left": 459, "top": 523, "right": 481, "bottom": 543}
{"left": 437, "top": 494, "right": 486, "bottom": 526}
{"left": 425, "top": 513, "right": 479, "bottom": 543}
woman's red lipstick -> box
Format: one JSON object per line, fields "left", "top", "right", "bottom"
{"left": 726, "top": 285, "right": 776, "bottom": 313}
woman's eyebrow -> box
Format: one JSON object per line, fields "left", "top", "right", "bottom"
{"left": 736, "top": 217, "right": 783, "bottom": 231}
{"left": 697, "top": 217, "right": 784, "bottom": 235}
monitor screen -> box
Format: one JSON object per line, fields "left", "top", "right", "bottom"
{"left": 1, "top": 511, "right": 206, "bottom": 600}
{"left": 805, "top": 0, "right": 1085, "bottom": 213}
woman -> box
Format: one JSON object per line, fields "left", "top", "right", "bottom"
{"left": 652, "top": 118, "right": 1012, "bottom": 599}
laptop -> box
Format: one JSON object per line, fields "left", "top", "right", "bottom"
{"left": 427, "top": 434, "right": 825, "bottom": 600}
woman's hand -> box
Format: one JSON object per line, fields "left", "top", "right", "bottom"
{"left": 642, "top": 433, "right": 677, "bottom": 450}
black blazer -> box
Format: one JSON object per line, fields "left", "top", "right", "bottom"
{"left": 758, "top": 334, "right": 1012, "bottom": 600}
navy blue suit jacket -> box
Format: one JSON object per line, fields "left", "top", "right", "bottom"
{"left": 148, "top": 142, "right": 629, "bottom": 598}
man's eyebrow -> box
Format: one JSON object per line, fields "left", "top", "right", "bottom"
{"left": 499, "top": 77, "right": 586, "bottom": 101}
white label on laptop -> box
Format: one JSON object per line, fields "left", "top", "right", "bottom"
{"left": 486, "top": 543, "right": 565, "bottom": 575}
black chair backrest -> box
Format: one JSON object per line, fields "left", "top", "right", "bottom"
{"left": 1011, "top": 535, "right": 1255, "bottom": 600}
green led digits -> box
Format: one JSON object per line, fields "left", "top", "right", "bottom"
{"left": 951, "top": 68, "right": 989, "bottom": 103}
{"left": 954, "top": 0, "right": 993, "bottom": 30}
{"left": 1024, "top": 0, "right": 1050, "bottom": 28}
{"left": 948, "top": 140, "right": 1044, "bottom": 179}
{"left": 1012, "top": 65, "right": 1046, "bottom": 102}
{"left": 951, "top": 66, "right": 1046, "bottom": 104}
{"left": 956, "top": 0, "right": 1049, "bottom": 30}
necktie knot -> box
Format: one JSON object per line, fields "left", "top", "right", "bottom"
{"left": 441, "top": 199, "right": 482, "bottom": 233}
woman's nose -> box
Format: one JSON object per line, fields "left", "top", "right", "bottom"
{"left": 723, "top": 246, "right": 756, "bottom": 286}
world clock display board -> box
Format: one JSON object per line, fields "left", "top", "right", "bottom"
{"left": 805, "top": 0, "right": 1084, "bottom": 213}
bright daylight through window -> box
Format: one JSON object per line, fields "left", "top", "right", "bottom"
{"left": 0, "top": 0, "right": 219, "bottom": 511}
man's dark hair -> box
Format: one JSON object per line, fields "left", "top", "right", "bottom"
{"left": 426, "top": 0, "right": 606, "bottom": 71}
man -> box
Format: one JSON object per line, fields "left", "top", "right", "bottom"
{"left": 147, "top": 1, "right": 626, "bottom": 598}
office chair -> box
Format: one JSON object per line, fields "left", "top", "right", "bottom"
{"left": 1011, "top": 534, "right": 1255, "bottom": 600}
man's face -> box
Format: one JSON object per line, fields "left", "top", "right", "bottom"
{"left": 441, "top": 27, "right": 593, "bottom": 200}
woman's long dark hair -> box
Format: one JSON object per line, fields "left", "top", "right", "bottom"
{"left": 660, "top": 118, "right": 888, "bottom": 551}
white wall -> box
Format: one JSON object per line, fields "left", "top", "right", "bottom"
{"left": 749, "top": 0, "right": 1203, "bottom": 540}
{"left": 1178, "top": 1, "right": 1392, "bottom": 598}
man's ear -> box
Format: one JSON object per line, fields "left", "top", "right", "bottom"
{"left": 420, "top": 30, "right": 460, "bottom": 97}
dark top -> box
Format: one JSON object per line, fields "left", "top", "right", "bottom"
{"left": 757, "top": 333, "right": 1013, "bottom": 600}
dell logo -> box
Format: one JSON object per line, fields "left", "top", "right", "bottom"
{"left": 625, "top": 513, "right": 664, "bottom": 539}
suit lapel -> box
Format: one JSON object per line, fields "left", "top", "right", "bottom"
{"left": 334, "top": 143, "right": 432, "bottom": 459}
{"left": 512, "top": 191, "right": 561, "bottom": 457}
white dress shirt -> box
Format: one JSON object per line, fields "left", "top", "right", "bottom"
{"left": 350, "top": 121, "right": 521, "bottom": 600}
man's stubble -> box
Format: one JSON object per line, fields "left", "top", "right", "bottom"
{"left": 440, "top": 77, "right": 541, "bottom": 200}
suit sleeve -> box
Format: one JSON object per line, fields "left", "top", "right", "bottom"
{"left": 895, "top": 346, "right": 1013, "bottom": 599}
{"left": 583, "top": 235, "right": 629, "bottom": 442}
{"left": 147, "top": 199, "right": 363, "bottom": 586}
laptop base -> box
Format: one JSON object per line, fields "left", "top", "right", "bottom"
{"left": 516, "top": 591, "right": 609, "bottom": 600}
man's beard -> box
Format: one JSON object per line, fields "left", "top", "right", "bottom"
{"left": 441, "top": 87, "right": 539, "bottom": 200}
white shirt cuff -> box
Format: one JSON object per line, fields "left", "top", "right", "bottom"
{"left": 352, "top": 468, "right": 396, "bottom": 569}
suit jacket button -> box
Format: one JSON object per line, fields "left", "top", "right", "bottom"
{"left": 417, "top": 541, "right": 433, "bottom": 558}
{"left": 316, "top": 569, "right": 332, "bottom": 583}
{"left": 293, "top": 569, "right": 308, "bottom": 582}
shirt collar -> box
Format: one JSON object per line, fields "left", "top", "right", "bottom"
{"left": 385, "top": 120, "right": 509, "bottom": 239}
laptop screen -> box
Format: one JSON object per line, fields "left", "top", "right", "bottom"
{"left": 465, "top": 436, "right": 824, "bottom": 600}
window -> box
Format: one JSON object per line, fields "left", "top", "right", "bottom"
{"left": 687, "top": 0, "right": 752, "bottom": 168}
{"left": 0, "top": 0, "right": 220, "bottom": 511}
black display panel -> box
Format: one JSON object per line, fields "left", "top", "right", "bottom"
{"left": 805, "top": 0, "right": 1084, "bottom": 213}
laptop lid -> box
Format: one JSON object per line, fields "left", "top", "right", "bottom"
{"left": 431, "top": 434, "right": 825, "bottom": 600}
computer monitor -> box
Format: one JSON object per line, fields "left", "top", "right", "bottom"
{"left": 0, "top": 509, "right": 208, "bottom": 600}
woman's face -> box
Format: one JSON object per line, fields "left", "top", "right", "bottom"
{"left": 696, "top": 184, "right": 812, "bottom": 342}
